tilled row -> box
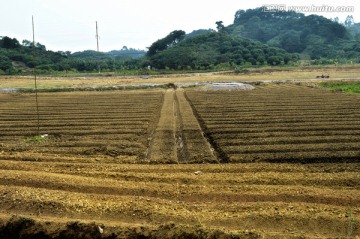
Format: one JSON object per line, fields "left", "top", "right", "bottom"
{"left": 0, "top": 90, "right": 164, "bottom": 161}
{"left": 0, "top": 161, "right": 359, "bottom": 238}
{"left": 186, "top": 84, "right": 360, "bottom": 163}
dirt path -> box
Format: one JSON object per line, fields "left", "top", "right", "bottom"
{"left": 148, "top": 89, "right": 217, "bottom": 163}
{"left": 175, "top": 89, "right": 218, "bottom": 163}
{"left": 147, "top": 89, "right": 177, "bottom": 163}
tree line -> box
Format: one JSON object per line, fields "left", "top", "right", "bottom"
{"left": 0, "top": 36, "right": 146, "bottom": 74}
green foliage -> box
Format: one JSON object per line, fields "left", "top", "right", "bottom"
{"left": 215, "top": 21, "right": 225, "bottom": 31}
{"left": 146, "top": 30, "right": 186, "bottom": 57}
{"left": 230, "top": 7, "right": 356, "bottom": 60}
{"left": 185, "top": 29, "right": 216, "bottom": 39}
{"left": 148, "top": 32, "right": 298, "bottom": 69}
{"left": 25, "top": 135, "right": 48, "bottom": 142}
{"left": 344, "top": 15, "right": 354, "bottom": 28}
{"left": 0, "top": 37, "right": 147, "bottom": 74}
{"left": 232, "top": 8, "right": 347, "bottom": 43}
{"left": 0, "top": 36, "right": 21, "bottom": 49}
{"left": 70, "top": 50, "right": 109, "bottom": 60}
{"left": 320, "top": 81, "right": 360, "bottom": 94}
{"left": 107, "top": 46, "right": 145, "bottom": 60}
{"left": 348, "top": 23, "right": 360, "bottom": 40}
{"left": 279, "top": 30, "right": 305, "bottom": 53}
{"left": 0, "top": 55, "right": 12, "bottom": 71}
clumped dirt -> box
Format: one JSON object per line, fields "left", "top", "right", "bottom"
{"left": 0, "top": 90, "right": 163, "bottom": 163}
{"left": 0, "top": 161, "right": 359, "bottom": 238}
{"left": 0, "top": 216, "right": 260, "bottom": 239}
{"left": 186, "top": 84, "right": 360, "bottom": 163}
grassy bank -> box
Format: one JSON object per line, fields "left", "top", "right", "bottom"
{"left": 320, "top": 81, "right": 360, "bottom": 94}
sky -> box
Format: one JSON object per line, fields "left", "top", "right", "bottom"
{"left": 1, "top": 0, "right": 358, "bottom": 53}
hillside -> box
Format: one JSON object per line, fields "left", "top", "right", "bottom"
{"left": 227, "top": 7, "right": 360, "bottom": 61}
{"left": 147, "top": 31, "right": 298, "bottom": 70}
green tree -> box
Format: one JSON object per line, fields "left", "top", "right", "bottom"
{"left": 267, "top": 56, "right": 283, "bottom": 65}
{"left": 215, "top": 21, "right": 225, "bottom": 31}
{"left": 279, "top": 30, "right": 305, "bottom": 53}
{"left": 0, "top": 37, "right": 20, "bottom": 49}
{"left": 0, "top": 55, "right": 13, "bottom": 70}
{"left": 344, "top": 15, "right": 354, "bottom": 27}
{"left": 243, "top": 16, "right": 262, "bottom": 40}
{"left": 146, "top": 30, "right": 186, "bottom": 57}
{"left": 22, "top": 39, "right": 32, "bottom": 47}
{"left": 230, "top": 7, "right": 351, "bottom": 59}
{"left": 150, "top": 47, "right": 194, "bottom": 70}
{"left": 148, "top": 31, "right": 295, "bottom": 69}
{"left": 35, "top": 42, "right": 46, "bottom": 50}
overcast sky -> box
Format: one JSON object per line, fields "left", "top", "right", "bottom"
{"left": 1, "top": 0, "right": 358, "bottom": 52}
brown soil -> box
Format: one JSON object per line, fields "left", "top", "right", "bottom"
{"left": 147, "top": 89, "right": 177, "bottom": 163}
{"left": 0, "top": 162, "right": 359, "bottom": 238}
{"left": 0, "top": 90, "right": 163, "bottom": 163}
{"left": 1, "top": 215, "right": 256, "bottom": 239}
{"left": 186, "top": 84, "right": 360, "bottom": 163}
{"left": 147, "top": 89, "right": 217, "bottom": 163}
{"left": 0, "top": 84, "right": 360, "bottom": 238}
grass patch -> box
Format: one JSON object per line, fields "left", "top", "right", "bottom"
{"left": 25, "top": 135, "right": 48, "bottom": 142}
{"left": 320, "top": 81, "right": 360, "bottom": 94}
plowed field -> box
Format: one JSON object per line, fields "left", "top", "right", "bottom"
{"left": 0, "top": 84, "right": 359, "bottom": 238}
{"left": 0, "top": 90, "right": 163, "bottom": 163}
{"left": 186, "top": 84, "right": 360, "bottom": 163}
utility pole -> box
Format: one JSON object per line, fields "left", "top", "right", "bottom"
{"left": 32, "top": 15, "right": 40, "bottom": 135}
{"left": 96, "top": 21, "right": 100, "bottom": 73}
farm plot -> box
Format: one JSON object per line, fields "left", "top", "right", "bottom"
{"left": 0, "top": 90, "right": 163, "bottom": 162}
{"left": 0, "top": 85, "right": 360, "bottom": 238}
{"left": 0, "top": 161, "right": 360, "bottom": 238}
{"left": 186, "top": 84, "right": 360, "bottom": 163}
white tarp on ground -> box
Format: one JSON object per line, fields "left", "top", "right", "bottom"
{"left": 201, "top": 82, "right": 255, "bottom": 91}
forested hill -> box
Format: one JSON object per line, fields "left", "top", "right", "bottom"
{"left": 146, "top": 8, "right": 360, "bottom": 69}
{"left": 226, "top": 7, "right": 360, "bottom": 60}
{"left": 0, "top": 36, "right": 145, "bottom": 74}
{"left": 147, "top": 31, "right": 298, "bottom": 69}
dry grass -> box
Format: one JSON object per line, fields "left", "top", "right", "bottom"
{"left": 1, "top": 65, "right": 360, "bottom": 89}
